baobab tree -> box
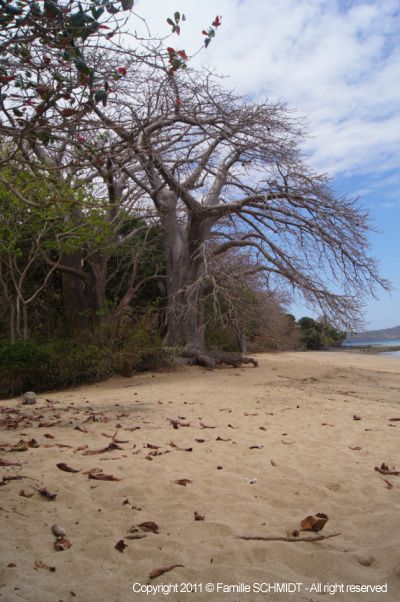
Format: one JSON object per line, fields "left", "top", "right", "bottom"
{"left": 92, "top": 67, "right": 388, "bottom": 352}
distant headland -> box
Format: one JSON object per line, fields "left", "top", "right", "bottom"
{"left": 346, "top": 324, "right": 400, "bottom": 342}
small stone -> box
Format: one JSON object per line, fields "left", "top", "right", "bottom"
{"left": 22, "top": 391, "right": 36, "bottom": 405}
{"left": 19, "top": 487, "right": 35, "bottom": 498}
{"left": 52, "top": 524, "right": 66, "bottom": 537}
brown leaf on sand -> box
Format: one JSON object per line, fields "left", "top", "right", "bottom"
{"left": 383, "top": 479, "right": 394, "bottom": 489}
{"left": 169, "top": 441, "right": 193, "bottom": 451}
{"left": 83, "top": 442, "right": 124, "bottom": 455}
{"left": 74, "top": 426, "right": 88, "bottom": 433}
{"left": 0, "top": 458, "right": 21, "bottom": 466}
{"left": 389, "top": 417, "right": 400, "bottom": 421}
{"left": 194, "top": 511, "right": 205, "bottom": 521}
{"left": 244, "top": 413, "right": 258, "bottom": 416}
{"left": 73, "top": 445, "right": 88, "bottom": 453}
{"left": 115, "top": 539, "right": 127, "bottom": 553}
{"left": 88, "top": 471, "right": 121, "bottom": 481}
{"left": 227, "top": 424, "right": 239, "bottom": 429}
{"left": 270, "top": 460, "right": 277, "bottom": 467}
{"left": 38, "top": 487, "right": 57, "bottom": 500}
{"left": 353, "top": 415, "right": 362, "bottom": 421}
{"left": 200, "top": 422, "right": 216, "bottom": 429}
{"left": 10, "top": 442, "right": 28, "bottom": 452}
{"left": 249, "top": 445, "right": 264, "bottom": 449}
{"left": 146, "top": 443, "right": 160, "bottom": 449}
{"left": 56, "top": 463, "right": 80, "bottom": 473}
{"left": 374, "top": 463, "right": 400, "bottom": 476}
{"left": 173, "top": 479, "right": 192, "bottom": 486}
{"left": 168, "top": 418, "right": 190, "bottom": 429}
{"left": 35, "top": 560, "right": 56, "bottom": 572}
{"left": 44, "top": 434, "right": 55, "bottom": 439}
{"left": 216, "top": 437, "right": 231, "bottom": 442}
{"left": 138, "top": 521, "right": 159, "bottom": 533}
{"left": 84, "top": 467, "right": 102, "bottom": 475}
{"left": 300, "top": 513, "right": 329, "bottom": 532}
{"left": 54, "top": 537, "right": 72, "bottom": 551}
{"left": 149, "top": 564, "right": 184, "bottom": 580}
{"left": 349, "top": 446, "right": 362, "bottom": 451}
{"left": 195, "top": 438, "right": 205, "bottom": 443}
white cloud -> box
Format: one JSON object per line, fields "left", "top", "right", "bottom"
{"left": 132, "top": 0, "right": 400, "bottom": 178}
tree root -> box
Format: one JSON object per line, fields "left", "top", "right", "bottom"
{"left": 183, "top": 350, "right": 258, "bottom": 369}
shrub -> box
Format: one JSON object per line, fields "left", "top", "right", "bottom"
{"left": 0, "top": 331, "right": 177, "bottom": 398}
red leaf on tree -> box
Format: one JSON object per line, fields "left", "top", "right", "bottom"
{"left": 118, "top": 67, "right": 127, "bottom": 76}
{"left": 212, "top": 16, "right": 222, "bottom": 28}
{"left": 177, "top": 50, "right": 188, "bottom": 61}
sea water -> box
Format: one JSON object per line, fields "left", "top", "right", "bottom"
{"left": 343, "top": 338, "right": 400, "bottom": 357}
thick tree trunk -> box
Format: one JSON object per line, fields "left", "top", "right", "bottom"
{"left": 61, "top": 251, "right": 109, "bottom": 332}
{"left": 160, "top": 193, "right": 208, "bottom": 351}
{"left": 61, "top": 252, "right": 90, "bottom": 332}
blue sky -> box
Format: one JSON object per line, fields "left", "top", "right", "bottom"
{"left": 134, "top": 0, "right": 399, "bottom": 330}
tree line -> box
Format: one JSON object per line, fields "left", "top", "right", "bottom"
{"left": 0, "top": 1, "right": 388, "bottom": 394}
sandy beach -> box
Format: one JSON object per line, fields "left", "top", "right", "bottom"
{"left": 1, "top": 351, "right": 400, "bottom": 602}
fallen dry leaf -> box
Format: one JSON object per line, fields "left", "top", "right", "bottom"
{"left": 216, "top": 437, "right": 231, "bottom": 442}
{"left": 138, "top": 521, "right": 159, "bottom": 533}
{"left": 300, "top": 513, "right": 329, "bottom": 532}
{"left": 83, "top": 442, "right": 123, "bottom": 455}
{"left": 54, "top": 537, "right": 72, "bottom": 551}
{"left": 374, "top": 463, "right": 400, "bottom": 476}
{"left": 115, "top": 539, "right": 127, "bottom": 553}
{"left": 38, "top": 487, "right": 57, "bottom": 500}
{"left": 353, "top": 415, "right": 362, "bottom": 421}
{"left": 349, "top": 446, "right": 362, "bottom": 451}
{"left": 146, "top": 443, "right": 160, "bottom": 449}
{"left": 383, "top": 479, "right": 394, "bottom": 489}
{"left": 56, "top": 463, "right": 80, "bottom": 473}
{"left": 249, "top": 445, "right": 264, "bottom": 449}
{"left": 74, "top": 426, "right": 88, "bottom": 433}
{"left": 168, "top": 419, "right": 190, "bottom": 429}
{"left": 149, "top": 564, "right": 184, "bottom": 579}
{"left": 35, "top": 560, "right": 56, "bottom": 572}
{"left": 173, "top": 479, "right": 192, "bottom": 486}
{"left": 0, "top": 458, "right": 21, "bottom": 466}
{"left": 195, "top": 438, "right": 205, "bottom": 443}
{"left": 200, "top": 422, "right": 216, "bottom": 429}
{"left": 194, "top": 511, "right": 205, "bottom": 521}
{"left": 88, "top": 471, "right": 121, "bottom": 481}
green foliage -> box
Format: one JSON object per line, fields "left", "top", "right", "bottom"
{"left": 298, "top": 316, "right": 346, "bottom": 350}
{"left": 0, "top": 329, "right": 177, "bottom": 398}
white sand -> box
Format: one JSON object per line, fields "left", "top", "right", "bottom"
{"left": 0, "top": 351, "right": 399, "bottom": 601}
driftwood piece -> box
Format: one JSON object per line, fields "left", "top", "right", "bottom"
{"left": 237, "top": 532, "right": 340, "bottom": 543}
